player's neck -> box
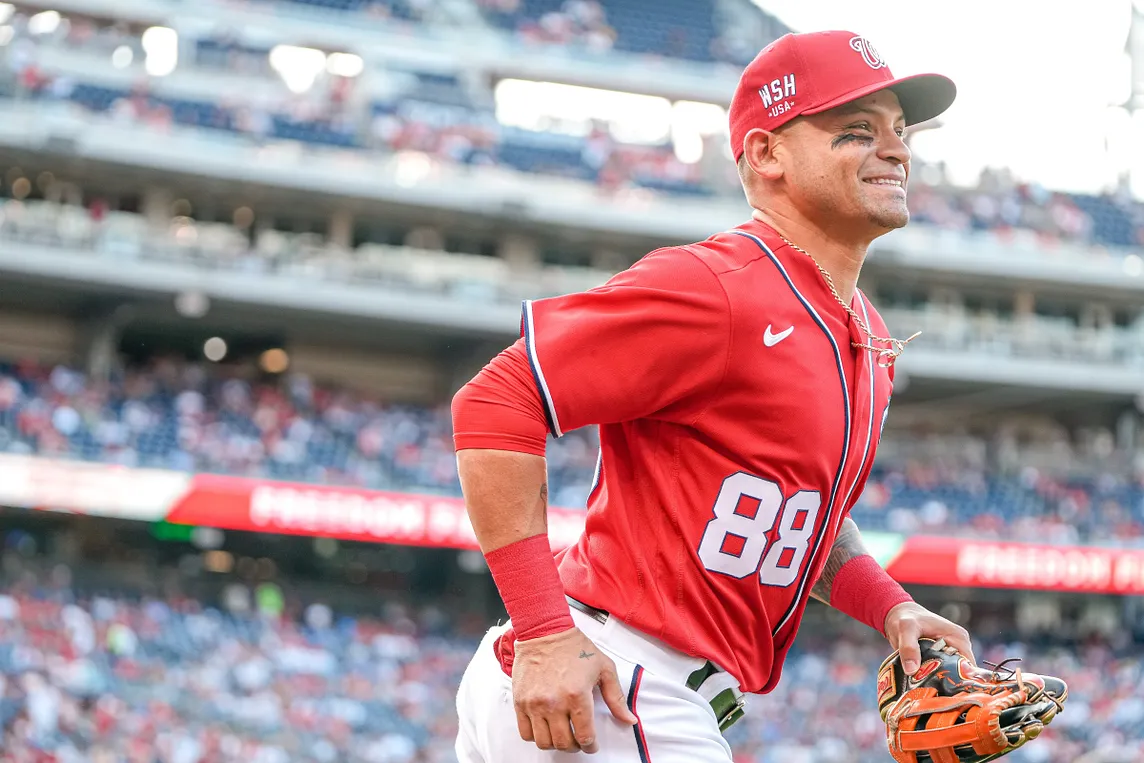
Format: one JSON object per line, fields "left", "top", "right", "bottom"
{"left": 750, "top": 208, "right": 867, "bottom": 304}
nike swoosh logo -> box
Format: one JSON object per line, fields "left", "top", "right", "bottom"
{"left": 763, "top": 325, "right": 794, "bottom": 347}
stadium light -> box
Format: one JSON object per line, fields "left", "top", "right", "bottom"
{"left": 672, "top": 131, "right": 704, "bottom": 164}
{"left": 174, "top": 291, "right": 209, "bottom": 318}
{"left": 0, "top": 4, "right": 15, "bottom": 24}
{"left": 111, "top": 45, "right": 133, "bottom": 69}
{"left": 190, "top": 527, "right": 224, "bottom": 550}
{"left": 457, "top": 550, "right": 488, "bottom": 574}
{"left": 326, "top": 52, "right": 363, "bottom": 78}
{"left": 202, "top": 550, "right": 234, "bottom": 573}
{"left": 233, "top": 206, "right": 254, "bottom": 229}
{"left": 141, "top": 26, "right": 178, "bottom": 77}
{"left": 1125, "top": 254, "right": 1143, "bottom": 277}
{"left": 313, "top": 537, "right": 338, "bottom": 558}
{"left": 27, "top": 10, "right": 60, "bottom": 35}
{"left": 672, "top": 100, "right": 726, "bottom": 134}
{"left": 0, "top": 27, "right": 13, "bottom": 47}
{"left": 203, "top": 337, "right": 227, "bottom": 362}
{"left": 670, "top": 100, "right": 727, "bottom": 164}
{"left": 259, "top": 348, "right": 289, "bottom": 374}
{"left": 494, "top": 78, "right": 672, "bottom": 144}
{"left": 269, "top": 45, "right": 327, "bottom": 94}
{"left": 393, "top": 152, "right": 432, "bottom": 187}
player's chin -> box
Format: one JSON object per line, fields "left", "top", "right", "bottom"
{"left": 866, "top": 205, "right": 909, "bottom": 231}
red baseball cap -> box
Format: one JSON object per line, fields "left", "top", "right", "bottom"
{"left": 728, "top": 30, "right": 956, "bottom": 160}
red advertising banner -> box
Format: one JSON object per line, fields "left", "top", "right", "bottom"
{"left": 163, "top": 474, "right": 587, "bottom": 551}
{"left": 885, "top": 536, "right": 1144, "bottom": 596}
{"left": 4, "top": 453, "right": 1144, "bottom": 595}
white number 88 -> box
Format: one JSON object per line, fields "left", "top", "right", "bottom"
{"left": 695, "top": 472, "right": 822, "bottom": 587}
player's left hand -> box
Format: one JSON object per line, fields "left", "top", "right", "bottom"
{"left": 883, "top": 601, "right": 975, "bottom": 676}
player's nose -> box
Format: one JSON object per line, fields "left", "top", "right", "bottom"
{"left": 876, "top": 129, "right": 911, "bottom": 166}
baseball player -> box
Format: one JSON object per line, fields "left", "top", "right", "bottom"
{"left": 451, "top": 30, "right": 975, "bottom": 762}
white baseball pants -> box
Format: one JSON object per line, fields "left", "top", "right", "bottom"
{"left": 455, "top": 606, "right": 737, "bottom": 762}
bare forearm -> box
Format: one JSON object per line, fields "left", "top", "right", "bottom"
{"left": 457, "top": 448, "right": 549, "bottom": 553}
{"left": 810, "top": 517, "right": 868, "bottom": 605}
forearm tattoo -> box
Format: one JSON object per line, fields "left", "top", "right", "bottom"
{"left": 809, "top": 518, "right": 868, "bottom": 605}
{"left": 539, "top": 481, "right": 549, "bottom": 532}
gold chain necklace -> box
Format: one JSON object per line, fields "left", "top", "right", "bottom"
{"left": 779, "top": 236, "right": 920, "bottom": 368}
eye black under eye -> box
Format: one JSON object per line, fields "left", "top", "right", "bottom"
{"left": 832, "top": 133, "right": 873, "bottom": 148}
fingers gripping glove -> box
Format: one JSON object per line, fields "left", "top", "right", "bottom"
{"left": 877, "top": 638, "right": 1068, "bottom": 763}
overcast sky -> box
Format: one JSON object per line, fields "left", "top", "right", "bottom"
{"left": 754, "top": 0, "right": 1143, "bottom": 197}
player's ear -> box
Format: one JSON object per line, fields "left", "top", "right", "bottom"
{"left": 741, "top": 128, "right": 782, "bottom": 182}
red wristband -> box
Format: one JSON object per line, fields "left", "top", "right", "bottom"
{"left": 484, "top": 534, "right": 574, "bottom": 641}
{"left": 828, "top": 554, "right": 913, "bottom": 636}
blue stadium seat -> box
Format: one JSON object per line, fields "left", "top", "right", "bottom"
{"left": 271, "top": 117, "right": 359, "bottom": 148}
{"left": 1070, "top": 194, "right": 1138, "bottom": 248}
{"left": 279, "top": 0, "right": 367, "bottom": 10}
{"left": 604, "top": 0, "right": 717, "bottom": 61}
{"left": 497, "top": 129, "right": 596, "bottom": 180}
{"left": 69, "top": 83, "right": 122, "bottom": 112}
{"left": 481, "top": 0, "right": 719, "bottom": 62}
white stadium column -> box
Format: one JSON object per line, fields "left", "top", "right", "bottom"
{"left": 329, "top": 208, "right": 354, "bottom": 249}
{"left": 141, "top": 186, "right": 174, "bottom": 228}
{"left": 498, "top": 232, "right": 539, "bottom": 270}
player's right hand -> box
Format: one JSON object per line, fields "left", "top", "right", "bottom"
{"left": 511, "top": 626, "right": 637, "bottom": 754}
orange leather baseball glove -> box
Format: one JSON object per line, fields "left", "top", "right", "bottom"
{"left": 877, "top": 638, "right": 1067, "bottom": 763}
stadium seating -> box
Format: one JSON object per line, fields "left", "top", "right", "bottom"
{"left": 482, "top": 0, "right": 717, "bottom": 61}
{"left": 34, "top": 80, "right": 1144, "bottom": 243}
{"left": 65, "top": 84, "right": 359, "bottom": 148}
{"left": 495, "top": 128, "right": 599, "bottom": 181}
{"left": 276, "top": 0, "right": 425, "bottom": 19}
{"left": 193, "top": 38, "right": 275, "bottom": 77}
{"left": 4, "top": 14, "right": 1143, "bottom": 237}
{"left": 0, "top": 573, "right": 1138, "bottom": 762}
{"left": 0, "top": 356, "right": 1140, "bottom": 544}
{"left": 1071, "top": 193, "right": 1144, "bottom": 249}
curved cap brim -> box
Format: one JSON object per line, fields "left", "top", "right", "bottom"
{"left": 801, "top": 72, "right": 957, "bottom": 126}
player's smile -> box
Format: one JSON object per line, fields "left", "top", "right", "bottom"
{"left": 862, "top": 177, "right": 907, "bottom": 203}
{"left": 863, "top": 176, "right": 905, "bottom": 193}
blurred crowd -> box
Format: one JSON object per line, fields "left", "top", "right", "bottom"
{"left": 855, "top": 463, "right": 1144, "bottom": 546}
{"left": 734, "top": 630, "right": 1144, "bottom": 763}
{"left": 907, "top": 167, "right": 1144, "bottom": 251}
{"left": 0, "top": 569, "right": 471, "bottom": 763}
{"left": 2, "top": 5, "right": 1144, "bottom": 250}
{"left": 481, "top": 0, "right": 620, "bottom": 54}
{"left": 0, "top": 566, "right": 1141, "bottom": 763}
{"left": 0, "top": 357, "right": 600, "bottom": 510}
{"left": 0, "top": 356, "right": 1142, "bottom": 545}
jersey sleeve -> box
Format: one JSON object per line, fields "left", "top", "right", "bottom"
{"left": 521, "top": 246, "right": 730, "bottom": 436}
{"left": 451, "top": 339, "right": 550, "bottom": 457}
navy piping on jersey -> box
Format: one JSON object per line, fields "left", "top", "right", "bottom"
{"left": 587, "top": 446, "right": 604, "bottom": 503}
{"left": 627, "top": 665, "right": 651, "bottom": 763}
{"left": 833, "top": 292, "right": 879, "bottom": 537}
{"left": 730, "top": 231, "right": 851, "bottom": 636}
{"left": 520, "top": 300, "right": 564, "bottom": 437}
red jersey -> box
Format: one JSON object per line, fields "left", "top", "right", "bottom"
{"left": 522, "top": 219, "right": 894, "bottom": 694}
